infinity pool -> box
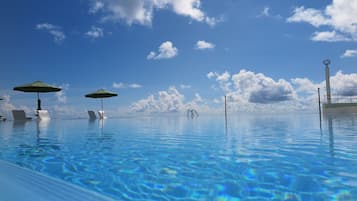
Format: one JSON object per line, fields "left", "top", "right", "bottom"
{"left": 0, "top": 114, "right": 356, "bottom": 200}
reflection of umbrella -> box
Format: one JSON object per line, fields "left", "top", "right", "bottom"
{"left": 13, "top": 81, "right": 61, "bottom": 111}
{"left": 85, "top": 89, "right": 118, "bottom": 112}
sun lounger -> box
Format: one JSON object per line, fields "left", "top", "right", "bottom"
{"left": 12, "top": 110, "right": 32, "bottom": 121}
{"left": 0, "top": 115, "right": 6, "bottom": 121}
{"left": 38, "top": 110, "right": 50, "bottom": 120}
{"left": 88, "top": 111, "right": 97, "bottom": 120}
{"left": 98, "top": 110, "right": 107, "bottom": 119}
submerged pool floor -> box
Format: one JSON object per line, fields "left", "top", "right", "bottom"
{"left": 0, "top": 160, "right": 115, "bottom": 201}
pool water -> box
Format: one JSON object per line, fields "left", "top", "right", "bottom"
{"left": 0, "top": 114, "right": 356, "bottom": 201}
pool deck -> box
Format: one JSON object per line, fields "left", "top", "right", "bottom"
{"left": 0, "top": 160, "right": 116, "bottom": 201}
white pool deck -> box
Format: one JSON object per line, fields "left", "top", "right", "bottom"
{"left": 0, "top": 160, "right": 117, "bottom": 201}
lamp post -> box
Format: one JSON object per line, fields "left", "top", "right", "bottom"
{"left": 323, "top": 59, "right": 331, "bottom": 104}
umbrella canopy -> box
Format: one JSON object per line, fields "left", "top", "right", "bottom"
{"left": 85, "top": 89, "right": 118, "bottom": 113}
{"left": 13, "top": 81, "right": 61, "bottom": 111}
{"left": 0, "top": 98, "right": 2, "bottom": 100}
{"left": 85, "top": 89, "right": 118, "bottom": 98}
{"left": 14, "top": 81, "right": 61, "bottom": 93}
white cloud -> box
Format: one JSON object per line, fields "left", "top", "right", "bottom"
{"left": 130, "top": 86, "right": 184, "bottom": 113}
{"left": 258, "top": 6, "right": 271, "bottom": 17}
{"left": 207, "top": 71, "right": 231, "bottom": 92}
{"left": 129, "top": 83, "right": 142, "bottom": 88}
{"left": 207, "top": 72, "right": 215, "bottom": 79}
{"left": 195, "top": 40, "right": 215, "bottom": 50}
{"left": 341, "top": 49, "right": 357, "bottom": 58}
{"left": 180, "top": 84, "right": 191, "bottom": 89}
{"left": 231, "top": 70, "right": 295, "bottom": 104}
{"left": 329, "top": 71, "right": 357, "bottom": 96}
{"left": 88, "top": 0, "right": 218, "bottom": 26}
{"left": 130, "top": 86, "right": 209, "bottom": 113}
{"left": 287, "top": 0, "right": 357, "bottom": 41}
{"left": 0, "top": 95, "right": 16, "bottom": 113}
{"left": 89, "top": 1, "right": 105, "bottom": 13}
{"left": 291, "top": 78, "right": 320, "bottom": 94}
{"left": 311, "top": 31, "right": 350, "bottom": 42}
{"left": 147, "top": 41, "right": 178, "bottom": 60}
{"left": 129, "top": 69, "right": 357, "bottom": 114}
{"left": 36, "top": 23, "right": 66, "bottom": 43}
{"left": 287, "top": 7, "right": 329, "bottom": 27}
{"left": 113, "top": 82, "right": 125, "bottom": 89}
{"left": 85, "top": 26, "right": 104, "bottom": 39}
{"left": 216, "top": 71, "right": 230, "bottom": 82}
{"left": 0, "top": 95, "right": 32, "bottom": 118}
{"left": 55, "top": 84, "right": 69, "bottom": 104}
{"left": 257, "top": 6, "right": 282, "bottom": 19}
{"left": 213, "top": 98, "right": 221, "bottom": 104}
{"left": 113, "top": 82, "right": 142, "bottom": 89}
{"left": 207, "top": 69, "right": 357, "bottom": 112}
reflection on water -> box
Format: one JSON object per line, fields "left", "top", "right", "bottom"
{"left": 12, "top": 121, "right": 27, "bottom": 132}
{"left": 0, "top": 114, "right": 356, "bottom": 200}
{"left": 324, "top": 113, "right": 357, "bottom": 158}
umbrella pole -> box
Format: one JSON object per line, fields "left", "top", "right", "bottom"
{"left": 101, "top": 98, "right": 103, "bottom": 112}
{"left": 37, "top": 92, "right": 41, "bottom": 111}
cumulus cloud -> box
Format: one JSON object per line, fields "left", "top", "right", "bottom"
{"left": 89, "top": 0, "right": 218, "bottom": 26}
{"left": 147, "top": 41, "right": 178, "bottom": 60}
{"left": 207, "top": 71, "right": 231, "bottom": 92}
{"left": 291, "top": 78, "right": 320, "bottom": 94}
{"left": 207, "top": 72, "right": 215, "bottom": 79}
{"left": 36, "top": 23, "right": 66, "bottom": 43}
{"left": 55, "top": 84, "right": 69, "bottom": 104}
{"left": 130, "top": 86, "right": 208, "bottom": 113}
{"left": 231, "top": 70, "right": 295, "bottom": 104}
{"left": 85, "top": 26, "right": 104, "bottom": 39}
{"left": 0, "top": 95, "right": 32, "bottom": 118}
{"left": 89, "top": 1, "right": 105, "bottom": 13}
{"left": 341, "top": 49, "right": 357, "bottom": 58}
{"left": 0, "top": 95, "right": 16, "bottom": 112}
{"left": 130, "top": 86, "right": 184, "bottom": 113}
{"left": 311, "top": 31, "right": 350, "bottom": 42}
{"left": 287, "top": 0, "right": 357, "bottom": 41}
{"left": 329, "top": 71, "right": 357, "bottom": 96}
{"left": 195, "top": 40, "right": 215, "bottom": 50}
{"left": 113, "top": 82, "right": 142, "bottom": 89}
{"left": 207, "top": 69, "right": 357, "bottom": 112}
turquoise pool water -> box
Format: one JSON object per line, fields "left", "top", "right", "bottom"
{"left": 0, "top": 114, "right": 356, "bottom": 201}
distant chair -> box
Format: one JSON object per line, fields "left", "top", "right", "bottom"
{"left": 12, "top": 110, "right": 32, "bottom": 121}
{"left": 98, "top": 110, "right": 107, "bottom": 119}
{"left": 88, "top": 111, "right": 97, "bottom": 120}
{"left": 38, "top": 110, "right": 50, "bottom": 120}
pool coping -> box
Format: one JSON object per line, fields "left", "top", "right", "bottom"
{"left": 0, "top": 160, "right": 117, "bottom": 201}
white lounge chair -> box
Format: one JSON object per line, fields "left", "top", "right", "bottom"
{"left": 98, "top": 110, "right": 107, "bottom": 119}
{"left": 38, "top": 110, "right": 50, "bottom": 120}
{"left": 12, "top": 110, "right": 32, "bottom": 121}
{"left": 88, "top": 111, "right": 97, "bottom": 120}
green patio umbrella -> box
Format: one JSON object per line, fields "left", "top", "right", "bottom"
{"left": 85, "top": 89, "right": 118, "bottom": 112}
{"left": 13, "top": 81, "right": 61, "bottom": 111}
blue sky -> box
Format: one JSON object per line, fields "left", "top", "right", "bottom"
{"left": 1, "top": 0, "right": 357, "bottom": 117}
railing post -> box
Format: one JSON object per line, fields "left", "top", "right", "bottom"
{"left": 318, "top": 88, "right": 322, "bottom": 129}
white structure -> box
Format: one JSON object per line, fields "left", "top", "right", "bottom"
{"left": 322, "top": 60, "right": 357, "bottom": 114}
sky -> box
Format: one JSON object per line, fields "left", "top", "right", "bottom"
{"left": 0, "top": 0, "right": 357, "bottom": 118}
